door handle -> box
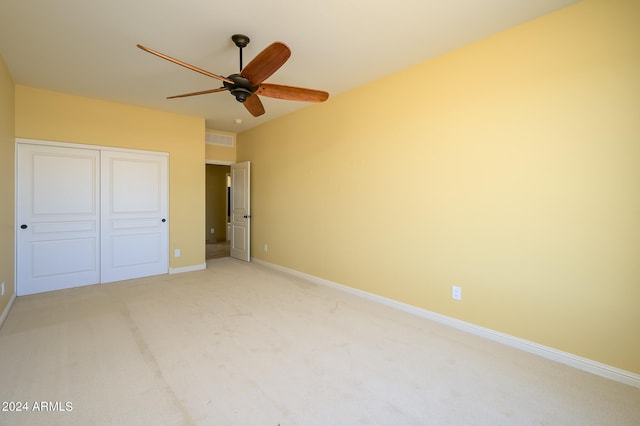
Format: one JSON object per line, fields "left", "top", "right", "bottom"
{"left": 20, "top": 224, "right": 28, "bottom": 229}
{"left": 243, "top": 215, "right": 251, "bottom": 219}
{"left": 161, "top": 218, "right": 166, "bottom": 223}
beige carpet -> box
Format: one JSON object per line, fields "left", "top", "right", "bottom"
{"left": 0, "top": 257, "right": 638, "bottom": 425}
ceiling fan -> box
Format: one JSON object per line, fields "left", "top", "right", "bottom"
{"left": 137, "top": 34, "right": 329, "bottom": 117}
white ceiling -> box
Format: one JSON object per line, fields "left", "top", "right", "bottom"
{"left": 0, "top": 0, "right": 578, "bottom": 133}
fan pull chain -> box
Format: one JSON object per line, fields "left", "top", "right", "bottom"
{"left": 239, "top": 47, "right": 243, "bottom": 72}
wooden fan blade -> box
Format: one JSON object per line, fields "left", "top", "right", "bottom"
{"left": 167, "top": 87, "right": 228, "bottom": 99}
{"left": 243, "top": 94, "right": 265, "bottom": 117}
{"left": 137, "top": 44, "right": 233, "bottom": 84}
{"left": 257, "top": 83, "right": 329, "bottom": 102}
{"left": 240, "top": 42, "right": 291, "bottom": 86}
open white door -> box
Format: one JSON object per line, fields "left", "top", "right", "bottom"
{"left": 230, "top": 161, "right": 250, "bottom": 261}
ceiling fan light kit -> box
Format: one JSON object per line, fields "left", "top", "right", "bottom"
{"left": 137, "top": 34, "right": 329, "bottom": 117}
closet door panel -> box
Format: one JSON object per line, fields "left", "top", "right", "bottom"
{"left": 16, "top": 143, "right": 100, "bottom": 295}
{"left": 101, "top": 150, "right": 168, "bottom": 283}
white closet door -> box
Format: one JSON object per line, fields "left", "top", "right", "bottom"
{"left": 100, "top": 150, "right": 168, "bottom": 283}
{"left": 17, "top": 144, "right": 100, "bottom": 296}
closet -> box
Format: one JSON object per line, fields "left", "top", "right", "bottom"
{"left": 16, "top": 140, "right": 168, "bottom": 295}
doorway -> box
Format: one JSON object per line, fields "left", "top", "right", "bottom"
{"left": 205, "top": 164, "right": 231, "bottom": 259}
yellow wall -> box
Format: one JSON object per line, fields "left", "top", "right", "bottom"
{"left": 15, "top": 86, "right": 206, "bottom": 270}
{"left": 0, "top": 55, "right": 15, "bottom": 316}
{"left": 238, "top": 0, "right": 640, "bottom": 373}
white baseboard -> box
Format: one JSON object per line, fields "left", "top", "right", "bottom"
{"left": 169, "top": 263, "right": 206, "bottom": 274}
{"left": 252, "top": 258, "right": 640, "bottom": 389}
{"left": 0, "top": 293, "right": 16, "bottom": 330}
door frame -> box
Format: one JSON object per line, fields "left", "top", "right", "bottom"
{"left": 205, "top": 160, "right": 251, "bottom": 262}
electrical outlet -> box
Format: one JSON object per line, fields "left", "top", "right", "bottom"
{"left": 210, "top": 228, "right": 215, "bottom": 234}
{"left": 1, "top": 282, "right": 4, "bottom": 297}
{"left": 174, "top": 249, "right": 181, "bottom": 257}
{"left": 452, "top": 286, "right": 462, "bottom": 301}
{"left": 263, "top": 244, "right": 268, "bottom": 252}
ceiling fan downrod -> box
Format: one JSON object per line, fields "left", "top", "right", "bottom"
{"left": 231, "top": 34, "right": 250, "bottom": 72}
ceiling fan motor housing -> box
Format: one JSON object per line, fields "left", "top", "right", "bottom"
{"left": 224, "top": 74, "right": 257, "bottom": 102}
